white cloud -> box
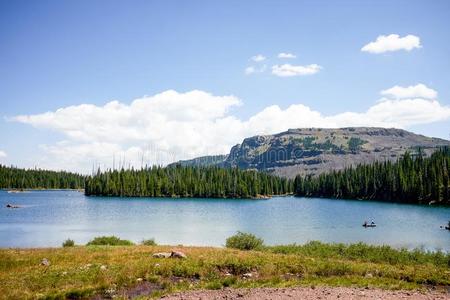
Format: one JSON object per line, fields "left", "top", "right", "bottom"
{"left": 0, "top": 150, "right": 7, "bottom": 158}
{"left": 11, "top": 86, "right": 450, "bottom": 173}
{"left": 244, "top": 66, "right": 256, "bottom": 75}
{"left": 361, "top": 34, "right": 421, "bottom": 54}
{"left": 272, "top": 64, "right": 322, "bottom": 77}
{"left": 278, "top": 52, "right": 296, "bottom": 59}
{"left": 380, "top": 83, "right": 437, "bottom": 99}
{"left": 244, "top": 65, "right": 267, "bottom": 75}
{"left": 251, "top": 54, "right": 266, "bottom": 62}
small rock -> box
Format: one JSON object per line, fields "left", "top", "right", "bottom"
{"left": 224, "top": 272, "right": 232, "bottom": 276}
{"left": 85, "top": 263, "right": 92, "bottom": 268}
{"left": 152, "top": 252, "right": 172, "bottom": 258}
{"left": 40, "top": 258, "right": 50, "bottom": 266}
{"left": 170, "top": 251, "right": 187, "bottom": 259}
{"left": 365, "top": 273, "right": 373, "bottom": 278}
{"left": 242, "top": 273, "right": 252, "bottom": 278}
{"left": 100, "top": 265, "right": 107, "bottom": 271}
{"left": 136, "top": 278, "right": 143, "bottom": 282}
{"left": 61, "top": 271, "right": 67, "bottom": 276}
{"left": 154, "top": 263, "right": 160, "bottom": 267}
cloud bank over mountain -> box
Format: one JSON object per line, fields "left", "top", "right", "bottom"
{"left": 12, "top": 84, "right": 450, "bottom": 173}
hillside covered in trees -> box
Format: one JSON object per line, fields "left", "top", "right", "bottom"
{"left": 0, "top": 165, "right": 85, "bottom": 190}
{"left": 294, "top": 148, "right": 450, "bottom": 205}
{"left": 85, "top": 165, "right": 293, "bottom": 198}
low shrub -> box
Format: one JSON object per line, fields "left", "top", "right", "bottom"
{"left": 141, "top": 238, "right": 157, "bottom": 246}
{"left": 86, "top": 236, "right": 134, "bottom": 246}
{"left": 225, "top": 231, "right": 264, "bottom": 250}
{"left": 62, "top": 239, "right": 75, "bottom": 247}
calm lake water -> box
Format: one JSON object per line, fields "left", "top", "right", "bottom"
{"left": 0, "top": 190, "right": 449, "bottom": 251}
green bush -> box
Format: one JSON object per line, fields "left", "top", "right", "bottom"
{"left": 225, "top": 231, "right": 264, "bottom": 250}
{"left": 62, "top": 239, "right": 75, "bottom": 247}
{"left": 86, "top": 236, "right": 134, "bottom": 246}
{"left": 141, "top": 238, "right": 157, "bottom": 246}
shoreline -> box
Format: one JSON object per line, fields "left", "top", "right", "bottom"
{"left": 2, "top": 188, "right": 84, "bottom": 191}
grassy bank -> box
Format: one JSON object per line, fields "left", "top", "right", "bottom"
{"left": 0, "top": 241, "right": 448, "bottom": 299}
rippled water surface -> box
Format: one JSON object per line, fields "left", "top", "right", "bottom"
{"left": 0, "top": 190, "right": 449, "bottom": 250}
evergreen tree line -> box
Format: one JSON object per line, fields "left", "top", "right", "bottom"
{"left": 85, "top": 165, "right": 294, "bottom": 198}
{"left": 0, "top": 164, "right": 85, "bottom": 190}
{"left": 294, "top": 148, "right": 450, "bottom": 205}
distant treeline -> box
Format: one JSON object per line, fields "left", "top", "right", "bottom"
{"left": 85, "top": 165, "right": 293, "bottom": 198}
{"left": 294, "top": 148, "right": 450, "bottom": 205}
{"left": 0, "top": 165, "right": 85, "bottom": 190}
{"left": 3, "top": 148, "right": 449, "bottom": 204}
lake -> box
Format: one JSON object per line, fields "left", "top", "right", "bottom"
{"left": 0, "top": 190, "right": 449, "bottom": 251}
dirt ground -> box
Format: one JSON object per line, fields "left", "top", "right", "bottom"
{"left": 161, "top": 286, "right": 450, "bottom": 300}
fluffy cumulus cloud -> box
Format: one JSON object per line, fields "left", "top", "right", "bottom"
{"left": 361, "top": 34, "right": 421, "bottom": 54}
{"left": 272, "top": 64, "right": 322, "bottom": 77}
{"left": 12, "top": 85, "right": 450, "bottom": 173}
{"left": 380, "top": 84, "right": 437, "bottom": 99}
{"left": 0, "top": 150, "right": 7, "bottom": 158}
{"left": 251, "top": 54, "right": 266, "bottom": 62}
{"left": 278, "top": 52, "right": 296, "bottom": 59}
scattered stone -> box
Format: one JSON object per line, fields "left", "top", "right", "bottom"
{"left": 224, "top": 272, "right": 232, "bottom": 276}
{"left": 40, "top": 258, "right": 50, "bottom": 266}
{"left": 61, "top": 271, "right": 67, "bottom": 276}
{"left": 242, "top": 273, "right": 252, "bottom": 278}
{"left": 100, "top": 265, "right": 107, "bottom": 271}
{"left": 155, "top": 263, "right": 160, "bottom": 267}
{"left": 365, "top": 272, "right": 373, "bottom": 278}
{"left": 170, "top": 251, "right": 187, "bottom": 259}
{"left": 136, "top": 278, "right": 143, "bottom": 282}
{"left": 152, "top": 252, "right": 172, "bottom": 258}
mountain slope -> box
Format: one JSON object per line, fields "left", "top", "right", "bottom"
{"left": 172, "top": 127, "right": 450, "bottom": 178}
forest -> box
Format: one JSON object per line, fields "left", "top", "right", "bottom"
{"left": 2, "top": 148, "right": 449, "bottom": 204}
{"left": 85, "top": 165, "right": 293, "bottom": 198}
{"left": 0, "top": 164, "right": 85, "bottom": 190}
{"left": 294, "top": 148, "right": 450, "bottom": 205}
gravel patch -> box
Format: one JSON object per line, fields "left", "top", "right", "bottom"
{"left": 162, "top": 286, "right": 449, "bottom": 300}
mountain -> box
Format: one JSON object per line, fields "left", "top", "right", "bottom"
{"left": 171, "top": 127, "right": 450, "bottom": 178}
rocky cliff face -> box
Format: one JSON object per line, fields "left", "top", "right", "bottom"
{"left": 173, "top": 127, "right": 450, "bottom": 178}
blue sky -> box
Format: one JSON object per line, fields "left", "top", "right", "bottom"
{"left": 1, "top": 0, "right": 450, "bottom": 172}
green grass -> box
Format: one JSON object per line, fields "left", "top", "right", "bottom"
{"left": 0, "top": 241, "right": 448, "bottom": 299}
{"left": 266, "top": 241, "right": 449, "bottom": 267}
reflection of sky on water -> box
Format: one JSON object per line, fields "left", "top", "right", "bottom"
{"left": 0, "top": 191, "right": 449, "bottom": 251}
